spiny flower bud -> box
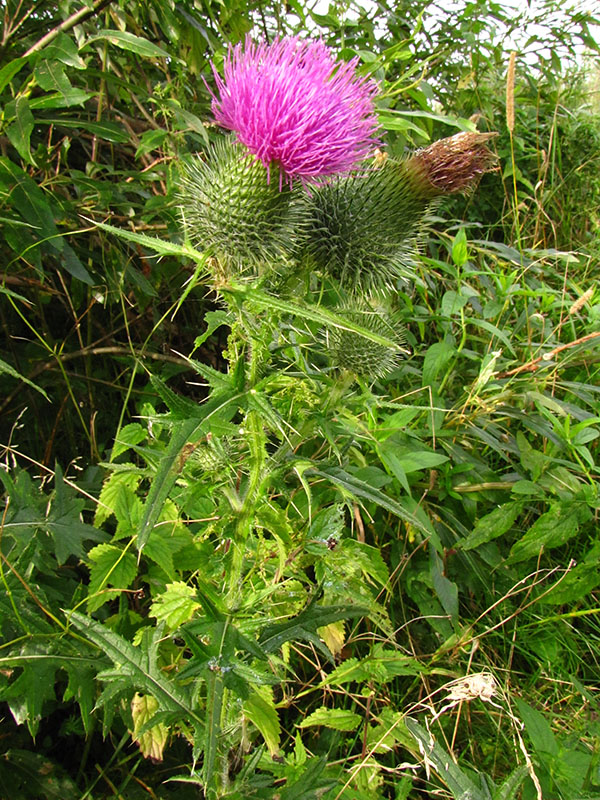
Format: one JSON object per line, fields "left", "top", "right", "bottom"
{"left": 300, "top": 132, "right": 497, "bottom": 295}
{"left": 326, "top": 305, "right": 408, "bottom": 379}
{"left": 178, "top": 138, "right": 301, "bottom": 279}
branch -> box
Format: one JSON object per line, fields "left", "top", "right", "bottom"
{"left": 495, "top": 331, "right": 600, "bottom": 379}
{"left": 24, "top": 0, "right": 114, "bottom": 56}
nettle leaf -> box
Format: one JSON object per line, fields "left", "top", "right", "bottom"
{"left": 110, "top": 423, "right": 147, "bottom": 460}
{"left": 508, "top": 502, "right": 591, "bottom": 564}
{"left": 95, "top": 469, "right": 142, "bottom": 526}
{"left": 299, "top": 707, "right": 362, "bottom": 732}
{"left": 87, "top": 543, "right": 137, "bottom": 612}
{"left": 150, "top": 582, "right": 202, "bottom": 631}
{"left": 243, "top": 686, "right": 280, "bottom": 756}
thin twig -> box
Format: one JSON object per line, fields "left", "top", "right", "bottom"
{"left": 24, "top": 0, "right": 115, "bottom": 56}
{"left": 496, "top": 330, "right": 600, "bottom": 378}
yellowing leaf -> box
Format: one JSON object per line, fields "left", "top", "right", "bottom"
{"left": 318, "top": 620, "right": 345, "bottom": 658}
{"left": 131, "top": 693, "right": 168, "bottom": 761}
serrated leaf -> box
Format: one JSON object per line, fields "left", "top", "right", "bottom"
{"left": 299, "top": 707, "right": 362, "bottom": 731}
{"left": 95, "top": 469, "right": 142, "bottom": 526}
{"left": 311, "top": 466, "right": 431, "bottom": 535}
{"left": 137, "top": 390, "right": 241, "bottom": 552}
{"left": 243, "top": 687, "right": 280, "bottom": 756}
{"left": 321, "top": 657, "right": 369, "bottom": 686}
{"left": 66, "top": 611, "right": 204, "bottom": 730}
{"left": 0, "top": 656, "right": 57, "bottom": 738}
{"left": 542, "top": 541, "right": 600, "bottom": 605}
{"left": 111, "top": 423, "right": 147, "bottom": 460}
{"left": 150, "top": 582, "right": 202, "bottom": 630}
{"left": 87, "top": 543, "right": 137, "bottom": 612}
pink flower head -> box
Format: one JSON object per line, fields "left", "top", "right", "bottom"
{"left": 210, "top": 36, "right": 380, "bottom": 186}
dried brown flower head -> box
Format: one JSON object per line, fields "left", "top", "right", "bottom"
{"left": 409, "top": 131, "right": 499, "bottom": 196}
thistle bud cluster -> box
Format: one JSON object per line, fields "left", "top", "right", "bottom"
{"left": 179, "top": 37, "right": 497, "bottom": 380}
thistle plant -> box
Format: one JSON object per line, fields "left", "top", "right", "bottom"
{"left": 162, "top": 38, "right": 497, "bottom": 792}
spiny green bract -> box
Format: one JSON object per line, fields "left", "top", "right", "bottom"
{"left": 326, "top": 305, "right": 407, "bottom": 379}
{"left": 300, "top": 159, "right": 432, "bottom": 296}
{"left": 178, "top": 138, "right": 303, "bottom": 279}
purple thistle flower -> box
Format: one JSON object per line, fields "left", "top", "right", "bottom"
{"left": 210, "top": 36, "right": 379, "bottom": 186}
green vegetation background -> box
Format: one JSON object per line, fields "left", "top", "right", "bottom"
{"left": 0, "top": 1, "right": 599, "bottom": 798}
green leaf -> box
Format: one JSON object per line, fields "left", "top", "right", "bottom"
{"left": 0, "top": 749, "right": 79, "bottom": 798}
{"left": 34, "top": 60, "right": 73, "bottom": 97}
{"left": 0, "top": 653, "right": 57, "bottom": 738}
{"left": 299, "top": 707, "right": 362, "bottom": 731}
{"left": 111, "top": 422, "right": 147, "bottom": 460}
{"left": 451, "top": 228, "right": 469, "bottom": 267}
{"left": 541, "top": 541, "right": 600, "bottom": 605}
{"left": 441, "top": 290, "right": 470, "bottom": 317}
{"left": 149, "top": 582, "right": 202, "bottom": 630}
{"left": 0, "top": 56, "right": 28, "bottom": 93}
{"left": 43, "top": 33, "right": 86, "bottom": 69}
{"left": 422, "top": 339, "right": 455, "bottom": 388}
{"left": 508, "top": 502, "right": 586, "bottom": 563}
{"left": 0, "top": 357, "right": 49, "bottom": 399}
{"left": 91, "top": 219, "right": 204, "bottom": 259}
{"left": 38, "top": 118, "right": 129, "bottom": 143}
{"left": 514, "top": 697, "right": 558, "bottom": 758}
{"left": 243, "top": 687, "right": 280, "bottom": 756}
{"left": 6, "top": 97, "right": 35, "bottom": 165}
{"left": 87, "top": 543, "right": 137, "bottom": 612}
{"left": 227, "top": 285, "right": 400, "bottom": 349}
{"left": 66, "top": 611, "right": 204, "bottom": 729}
{"left": 86, "top": 30, "right": 172, "bottom": 59}
{"left": 461, "top": 501, "right": 523, "bottom": 550}
{"left": 405, "top": 718, "right": 484, "bottom": 800}
{"left": 95, "top": 469, "right": 142, "bottom": 526}
{"left": 258, "top": 598, "right": 369, "bottom": 655}
{"left": 137, "top": 390, "right": 241, "bottom": 552}
{"left": 311, "top": 466, "right": 432, "bottom": 535}
{"left": 492, "top": 766, "right": 529, "bottom": 800}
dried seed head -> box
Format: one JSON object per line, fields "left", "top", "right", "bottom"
{"left": 506, "top": 51, "right": 517, "bottom": 133}
{"left": 408, "top": 131, "right": 499, "bottom": 196}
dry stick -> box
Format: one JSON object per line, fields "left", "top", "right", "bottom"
{"left": 24, "top": 0, "right": 115, "bottom": 56}
{"left": 495, "top": 330, "right": 600, "bottom": 379}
